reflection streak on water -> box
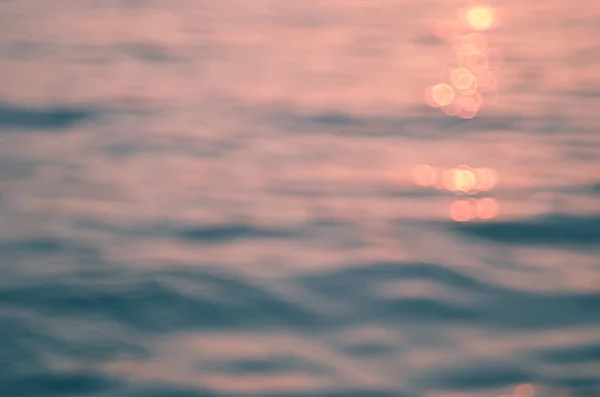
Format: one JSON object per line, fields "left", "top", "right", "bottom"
{"left": 0, "top": 0, "right": 599, "bottom": 396}
{"left": 427, "top": 4, "right": 502, "bottom": 118}
{"left": 411, "top": 164, "right": 501, "bottom": 222}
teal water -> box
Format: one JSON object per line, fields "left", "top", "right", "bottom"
{"left": 1, "top": 1, "right": 600, "bottom": 396}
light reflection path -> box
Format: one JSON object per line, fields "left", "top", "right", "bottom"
{"left": 0, "top": 0, "right": 599, "bottom": 396}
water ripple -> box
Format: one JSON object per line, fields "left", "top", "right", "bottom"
{"left": 451, "top": 214, "right": 600, "bottom": 246}
{"left": 0, "top": 102, "right": 97, "bottom": 130}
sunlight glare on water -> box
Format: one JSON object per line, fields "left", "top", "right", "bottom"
{"left": 463, "top": 4, "right": 496, "bottom": 31}
{"left": 0, "top": 0, "right": 599, "bottom": 396}
{"left": 425, "top": 3, "right": 501, "bottom": 119}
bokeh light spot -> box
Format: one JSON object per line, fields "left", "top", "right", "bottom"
{"left": 451, "top": 68, "right": 477, "bottom": 91}
{"left": 476, "top": 197, "right": 500, "bottom": 219}
{"left": 450, "top": 199, "right": 476, "bottom": 222}
{"left": 474, "top": 167, "right": 498, "bottom": 190}
{"left": 432, "top": 84, "right": 454, "bottom": 107}
{"left": 427, "top": 3, "right": 500, "bottom": 118}
{"left": 465, "top": 5, "right": 495, "bottom": 31}
{"left": 454, "top": 165, "right": 477, "bottom": 192}
{"left": 442, "top": 166, "right": 480, "bottom": 193}
{"left": 411, "top": 164, "right": 437, "bottom": 186}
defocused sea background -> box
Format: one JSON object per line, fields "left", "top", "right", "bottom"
{"left": 1, "top": 0, "right": 599, "bottom": 396}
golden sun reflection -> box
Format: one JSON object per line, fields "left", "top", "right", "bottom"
{"left": 443, "top": 166, "right": 476, "bottom": 193}
{"left": 414, "top": 166, "right": 498, "bottom": 194}
{"left": 424, "top": 4, "right": 499, "bottom": 118}
{"left": 410, "top": 164, "right": 501, "bottom": 222}
{"left": 464, "top": 5, "right": 495, "bottom": 31}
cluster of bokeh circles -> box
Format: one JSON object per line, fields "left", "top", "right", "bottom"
{"left": 411, "top": 164, "right": 500, "bottom": 222}
{"left": 425, "top": 3, "right": 498, "bottom": 119}
{"left": 412, "top": 164, "right": 497, "bottom": 193}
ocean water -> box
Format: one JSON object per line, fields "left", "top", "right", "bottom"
{"left": 1, "top": 0, "right": 599, "bottom": 396}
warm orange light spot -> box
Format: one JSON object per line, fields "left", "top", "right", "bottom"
{"left": 476, "top": 197, "right": 500, "bottom": 219}
{"left": 411, "top": 164, "right": 437, "bottom": 186}
{"left": 434, "top": 21, "right": 460, "bottom": 43}
{"left": 450, "top": 199, "right": 476, "bottom": 222}
{"left": 465, "top": 5, "right": 495, "bottom": 31}
{"left": 451, "top": 68, "right": 477, "bottom": 91}
{"left": 454, "top": 165, "right": 476, "bottom": 192}
{"left": 514, "top": 383, "right": 534, "bottom": 397}
{"left": 443, "top": 166, "right": 477, "bottom": 193}
{"left": 432, "top": 84, "right": 454, "bottom": 107}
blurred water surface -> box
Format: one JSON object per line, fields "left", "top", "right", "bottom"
{"left": 1, "top": 0, "right": 599, "bottom": 396}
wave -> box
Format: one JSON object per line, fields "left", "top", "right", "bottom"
{"left": 451, "top": 213, "right": 600, "bottom": 246}
{"left": 0, "top": 102, "right": 96, "bottom": 130}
